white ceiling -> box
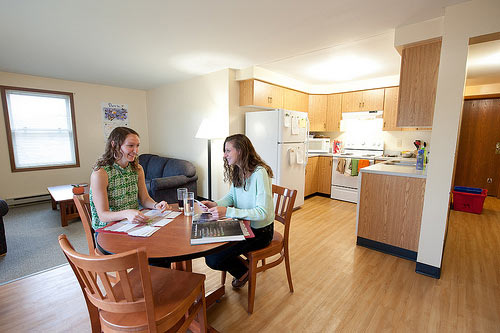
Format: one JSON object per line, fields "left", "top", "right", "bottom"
{"left": 2, "top": 0, "right": 496, "bottom": 91}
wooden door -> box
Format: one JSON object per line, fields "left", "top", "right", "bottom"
{"left": 454, "top": 98, "right": 500, "bottom": 196}
{"left": 326, "top": 94, "right": 342, "bottom": 131}
{"left": 341, "top": 91, "right": 363, "bottom": 112}
{"left": 253, "top": 80, "right": 283, "bottom": 108}
{"left": 308, "top": 95, "right": 327, "bottom": 131}
{"left": 284, "top": 88, "right": 309, "bottom": 112}
{"left": 361, "top": 89, "right": 384, "bottom": 111}
{"left": 305, "top": 157, "right": 318, "bottom": 196}
{"left": 318, "top": 156, "right": 333, "bottom": 194}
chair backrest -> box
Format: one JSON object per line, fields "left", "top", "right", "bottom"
{"left": 272, "top": 185, "right": 297, "bottom": 242}
{"left": 58, "top": 234, "right": 157, "bottom": 331}
{"left": 73, "top": 194, "right": 96, "bottom": 255}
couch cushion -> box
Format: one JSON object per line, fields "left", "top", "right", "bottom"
{"left": 139, "top": 154, "right": 154, "bottom": 168}
{"left": 163, "top": 158, "right": 196, "bottom": 178}
{"left": 145, "top": 155, "right": 168, "bottom": 180}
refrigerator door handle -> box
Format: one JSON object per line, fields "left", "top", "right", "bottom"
{"left": 305, "top": 117, "right": 309, "bottom": 166}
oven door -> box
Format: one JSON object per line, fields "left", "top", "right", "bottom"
{"left": 331, "top": 157, "right": 373, "bottom": 203}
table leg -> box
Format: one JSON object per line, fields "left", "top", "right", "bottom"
{"left": 51, "top": 196, "right": 57, "bottom": 210}
{"left": 173, "top": 260, "right": 193, "bottom": 272}
{"left": 59, "top": 201, "right": 68, "bottom": 227}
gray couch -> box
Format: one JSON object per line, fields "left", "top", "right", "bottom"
{"left": 139, "top": 154, "right": 198, "bottom": 204}
{"left": 0, "top": 199, "right": 8, "bottom": 255}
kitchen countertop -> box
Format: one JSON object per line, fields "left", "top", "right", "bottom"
{"left": 308, "top": 153, "right": 333, "bottom": 157}
{"left": 360, "top": 160, "right": 426, "bottom": 179}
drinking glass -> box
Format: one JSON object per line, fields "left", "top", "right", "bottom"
{"left": 183, "top": 192, "right": 195, "bottom": 216}
{"left": 177, "top": 188, "right": 187, "bottom": 210}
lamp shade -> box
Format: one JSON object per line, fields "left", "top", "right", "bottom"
{"left": 195, "top": 118, "right": 225, "bottom": 140}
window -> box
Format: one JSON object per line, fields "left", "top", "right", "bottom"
{"left": 1, "top": 86, "right": 79, "bottom": 172}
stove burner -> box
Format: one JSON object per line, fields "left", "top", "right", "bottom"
{"left": 362, "top": 154, "right": 375, "bottom": 157}
{"left": 340, "top": 153, "right": 353, "bottom": 156}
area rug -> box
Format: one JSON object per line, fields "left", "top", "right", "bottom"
{"left": 0, "top": 201, "right": 87, "bottom": 285}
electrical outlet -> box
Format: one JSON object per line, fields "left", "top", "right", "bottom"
{"left": 397, "top": 139, "right": 403, "bottom": 148}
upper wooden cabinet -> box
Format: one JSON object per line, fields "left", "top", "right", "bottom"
{"left": 383, "top": 87, "right": 400, "bottom": 131}
{"left": 240, "top": 79, "right": 284, "bottom": 109}
{"left": 341, "top": 89, "right": 384, "bottom": 112}
{"left": 326, "top": 94, "right": 342, "bottom": 132}
{"left": 308, "top": 95, "right": 328, "bottom": 131}
{"left": 283, "top": 89, "right": 308, "bottom": 113}
{"left": 397, "top": 39, "right": 442, "bottom": 127}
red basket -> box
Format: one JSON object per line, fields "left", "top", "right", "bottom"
{"left": 452, "top": 189, "right": 488, "bottom": 214}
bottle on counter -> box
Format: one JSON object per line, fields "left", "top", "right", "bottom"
{"left": 416, "top": 148, "right": 425, "bottom": 170}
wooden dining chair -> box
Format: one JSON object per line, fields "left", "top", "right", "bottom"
{"left": 73, "top": 194, "right": 99, "bottom": 255}
{"left": 221, "top": 184, "right": 297, "bottom": 313}
{"left": 58, "top": 234, "right": 208, "bottom": 333}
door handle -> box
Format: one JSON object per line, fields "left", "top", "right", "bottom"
{"left": 496, "top": 142, "right": 500, "bottom": 154}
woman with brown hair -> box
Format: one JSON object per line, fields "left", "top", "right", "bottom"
{"left": 90, "top": 127, "right": 169, "bottom": 230}
{"left": 202, "top": 134, "right": 274, "bottom": 288}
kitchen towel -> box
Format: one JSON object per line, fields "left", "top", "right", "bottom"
{"left": 350, "top": 159, "right": 359, "bottom": 176}
{"left": 358, "top": 159, "right": 370, "bottom": 172}
{"left": 336, "top": 158, "right": 346, "bottom": 174}
{"left": 344, "top": 158, "right": 352, "bottom": 176}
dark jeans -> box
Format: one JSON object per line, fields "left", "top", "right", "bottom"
{"left": 205, "top": 223, "right": 274, "bottom": 279}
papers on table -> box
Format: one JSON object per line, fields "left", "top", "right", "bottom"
{"left": 100, "top": 209, "right": 184, "bottom": 237}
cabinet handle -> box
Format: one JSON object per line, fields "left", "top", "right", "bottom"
{"left": 268, "top": 96, "right": 272, "bottom": 104}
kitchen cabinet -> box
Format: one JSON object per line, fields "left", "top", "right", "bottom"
{"left": 239, "top": 79, "right": 284, "bottom": 109}
{"left": 317, "top": 156, "right": 333, "bottom": 195}
{"left": 283, "top": 88, "right": 308, "bottom": 113}
{"left": 304, "top": 156, "right": 318, "bottom": 197}
{"left": 358, "top": 172, "right": 426, "bottom": 254}
{"left": 305, "top": 156, "right": 332, "bottom": 196}
{"left": 308, "top": 95, "right": 328, "bottom": 131}
{"left": 383, "top": 87, "right": 400, "bottom": 131}
{"left": 383, "top": 87, "right": 432, "bottom": 131}
{"left": 341, "top": 88, "right": 384, "bottom": 112}
{"left": 397, "top": 39, "right": 442, "bottom": 127}
{"left": 326, "top": 94, "right": 342, "bottom": 131}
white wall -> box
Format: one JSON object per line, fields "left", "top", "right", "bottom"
{"left": 0, "top": 71, "right": 148, "bottom": 199}
{"left": 395, "top": 0, "right": 500, "bottom": 268}
{"left": 146, "top": 69, "right": 231, "bottom": 200}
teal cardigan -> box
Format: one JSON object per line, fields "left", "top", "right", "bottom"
{"left": 216, "top": 166, "right": 274, "bottom": 229}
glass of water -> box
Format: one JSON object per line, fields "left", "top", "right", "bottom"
{"left": 177, "top": 188, "right": 187, "bottom": 210}
{"left": 183, "top": 192, "right": 195, "bottom": 216}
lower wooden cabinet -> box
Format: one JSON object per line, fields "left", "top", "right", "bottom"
{"left": 358, "top": 172, "right": 426, "bottom": 252}
{"left": 305, "top": 156, "right": 332, "bottom": 197}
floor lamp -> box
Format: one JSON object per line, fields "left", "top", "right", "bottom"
{"left": 195, "top": 119, "right": 221, "bottom": 201}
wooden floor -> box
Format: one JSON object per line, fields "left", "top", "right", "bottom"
{"left": 0, "top": 196, "right": 499, "bottom": 332}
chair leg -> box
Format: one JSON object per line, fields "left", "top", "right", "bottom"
{"left": 221, "top": 271, "right": 226, "bottom": 285}
{"left": 284, "top": 246, "right": 294, "bottom": 293}
{"left": 247, "top": 258, "right": 257, "bottom": 314}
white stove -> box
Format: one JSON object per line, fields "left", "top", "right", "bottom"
{"left": 331, "top": 138, "right": 384, "bottom": 203}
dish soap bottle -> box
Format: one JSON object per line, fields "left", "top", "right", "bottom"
{"left": 416, "top": 148, "right": 425, "bottom": 170}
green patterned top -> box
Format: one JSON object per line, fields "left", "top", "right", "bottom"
{"left": 90, "top": 163, "right": 139, "bottom": 229}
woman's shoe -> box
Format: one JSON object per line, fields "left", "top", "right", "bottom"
{"left": 232, "top": 272, "right": 249, "bottom": 289}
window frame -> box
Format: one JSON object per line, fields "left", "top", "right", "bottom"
{"left": 1, "top": 85, "right": 80, "bottom": 172}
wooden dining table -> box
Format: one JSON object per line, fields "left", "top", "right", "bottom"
{"left": 96, "top": 205, "right": 230, "bottom": 307}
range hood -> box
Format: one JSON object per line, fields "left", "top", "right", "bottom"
{"left": 341, "top": 110, "right": 383, "bottom": 120}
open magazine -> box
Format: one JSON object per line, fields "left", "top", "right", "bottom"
{"left": 190, "top": 218, "right": 254, "bottom": 245}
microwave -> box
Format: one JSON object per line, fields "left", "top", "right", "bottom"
{"left": 308, "top": 138, "right": 330, "bottom": 153}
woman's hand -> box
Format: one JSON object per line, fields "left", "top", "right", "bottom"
{"left": 154, "top": 201, "right": 169, "bottom": 212}
{"left": 208, "top": 206, "right": 227, "bottom": 219}
{"left": 124, "top": 209, "right": 148, "bottom": 223}
{"left": 202, "top": 201, "right": 217, "bottom": 208}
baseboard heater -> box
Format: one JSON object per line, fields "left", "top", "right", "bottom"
{"left": 6, "top": 194, "right": 52, "bottom": 206}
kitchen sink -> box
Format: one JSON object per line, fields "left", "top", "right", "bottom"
{"left": 384, "top": 160, "right": 416, "bottom": 166}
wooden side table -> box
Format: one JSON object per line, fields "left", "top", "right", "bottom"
{"left": 47, "top": 185, "right": 88, "bottom": 227}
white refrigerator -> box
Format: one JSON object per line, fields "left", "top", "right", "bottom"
{"left": 245, "top": 109, "right": 308, "bottom": 208}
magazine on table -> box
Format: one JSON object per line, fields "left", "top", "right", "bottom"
{"left": 190, "top": 218, "right": 254, "bottom": 245}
